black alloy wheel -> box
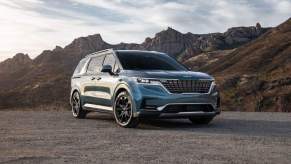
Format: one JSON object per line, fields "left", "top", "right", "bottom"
{"left": 114, "top": 91, "right": 139, "bottom": 128}
{"left": 71, "top": 91, "right": 86, "bottom": 118}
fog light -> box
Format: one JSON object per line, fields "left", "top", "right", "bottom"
{"left": 144, "top": 105, "right": 157, "bottom": 110}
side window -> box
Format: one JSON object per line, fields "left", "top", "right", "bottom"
{"left": 86, "top": 55, "right": 105, "bottom": 74}
{"left": 103, "top": 54, "right": 116, "bottom": 71}
{"left": 73, "top": 58, "right": 87, "bottom": 75}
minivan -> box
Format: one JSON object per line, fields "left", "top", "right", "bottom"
{"left": 70, "top": 49, "right": 220, "bottom": 128}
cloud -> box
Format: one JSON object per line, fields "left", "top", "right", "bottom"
{"left": 0, "top": 0, "right": 290, "bottom": 61}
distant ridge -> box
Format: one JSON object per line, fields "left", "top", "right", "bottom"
{"left": 0, "top": 21, "right": 277, "bottom": 111}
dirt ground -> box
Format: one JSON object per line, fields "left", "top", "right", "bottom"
{"left": 0, "top": 111, "right": 290, "bottom": 164}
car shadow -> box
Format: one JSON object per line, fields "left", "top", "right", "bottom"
{"left": 85, "top": 112, "right": 291, "bottom": 137}
{"left": 86, "top": 112, "right": 115, "bottom": 121}
{"left": 139, "top": 117, "right": 291, "bottom": 137}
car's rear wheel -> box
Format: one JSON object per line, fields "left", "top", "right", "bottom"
{"left": 189, "top": 116, "right": 214, "bottom": 124}
{"left": 71, "top": 91, "right": 86, "bottom": 119}
{"left": 114, "top": 91, "right": 139, "bottom": 128}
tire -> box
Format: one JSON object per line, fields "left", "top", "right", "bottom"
{"left": 71, "top": 91, "right": 87, "bottom": 119}
{"left": 189, "top": 116, "right": 214, "bottom": 125}
{"left": 113, "top": 91, "right": 139, "bottom": 128}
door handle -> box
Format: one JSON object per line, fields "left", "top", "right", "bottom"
{"left": 91, "top": 77, "right": 102, "bottom": 80}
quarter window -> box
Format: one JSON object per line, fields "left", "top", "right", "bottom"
{"left": 73, "top": 58, "right": 87, "bottom": 75}
{"left": 86, "top": 55, "right": 105, "bottom": 74}
{"left": 103, "top": 54, "right": 115, "bottom": 68}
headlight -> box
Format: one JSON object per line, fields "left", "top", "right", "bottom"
{"left": 136, "top": 78, "right": 151, "bottom": 83}
{"left": 212, "top": 81, "right": 216, "bottom": 86}
{"left": 135, "top": 78, "right": 160, "bottom": 85}
{"left": 212, "top": 81, "right": 218, "bottom": 91}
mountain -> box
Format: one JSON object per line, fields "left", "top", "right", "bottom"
{"left": 0, "top": 53, "right": 32, "bottom": 73}
{"left": 0, "top": 23, "right": 271, "bottom": 110}
{"left": 184, "top": 49, "right": 236, "bottom": 70}
{"left": 141, "top": 23, "right": 268, "bottom": 62}
{"left": 197, "top": 18, "right": 291, "bottom": 112}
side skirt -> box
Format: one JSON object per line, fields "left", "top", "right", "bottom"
{"left": 83, "top": 103, "right": 113, "bottom": 113}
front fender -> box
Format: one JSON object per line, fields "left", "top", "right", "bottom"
{"left": 113, "top": 79, "right": 143, "bottom": 114}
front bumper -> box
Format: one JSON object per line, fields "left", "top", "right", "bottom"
{"left": 137, "top": 110, "right": 219, "bottom": 118}
{"left": 130, "top": 82, "right": 220, "bottom": 118}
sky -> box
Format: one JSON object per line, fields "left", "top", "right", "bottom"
{"left": 0, "top": 0, "right": 290, "bottom": 62}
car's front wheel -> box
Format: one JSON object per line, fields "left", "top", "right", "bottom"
{"left": 71, "top": 91, "right": 87, "bottom": 119}
{"left": 113, "top": 91, "right": 139, "bottom": 128}
{"left": 189, "top": 116, "right": 214, "bottom": 124}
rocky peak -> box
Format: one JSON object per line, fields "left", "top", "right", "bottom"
{"left": 222, "top": 24, "right": 270, "bottom": 47}
{"left": 53, "top": 46, "right": 63, "bottom": 52}
{"left": 164, "top": 27, "right": 181, "bottom": 34}
{"left": 154, "top": 27, "right": 183, "bottom": 39}
{"left": 3, "top": 53, "right": 31, "bottom": 64}
{"left": 142, "top": 27, "right": 184, "bottom": 45}
{"left": 15, "top": 52, "right": 30, "bottom": 58}
{"left": 141, "top": 27, "right": 187, "bottom": 56}
{"left": 0, "top": 53, "right": 32, "bottom": 73}
{"left": 66, "top": 34, "right": 105, "bottom": 49}
{"left": 256, "top": 22, "right": 262, "bottom": 30}
{"left": 63, "top": 34, "right": 111, "bottom": 58}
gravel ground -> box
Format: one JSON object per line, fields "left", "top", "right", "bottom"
{"left": 0, "top": 111, "right": 290, "bottom": 164}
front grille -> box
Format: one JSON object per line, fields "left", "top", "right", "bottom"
{"left": 163, "top": 104, "right": 214, "bottom": 113}
{"left": 160, "top": 79, "right": 212, "bottom": 94}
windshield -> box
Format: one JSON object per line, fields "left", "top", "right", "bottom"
{"left": 116, "top": 51, "right": 188, "bottom": 71}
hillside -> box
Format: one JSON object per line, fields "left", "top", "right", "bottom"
{"left": 199, "top": 18, "right": 291, "bottom": 112}
{"left": 0, "top": 23, "right": 271, "bottom": 110}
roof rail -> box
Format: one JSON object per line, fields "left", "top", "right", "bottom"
{"left": 85, "top": 49, "right": 114, "bottom": 57}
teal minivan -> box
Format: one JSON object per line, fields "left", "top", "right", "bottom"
{"left": 70, "top": 49, "right": 220, "bottom": 128}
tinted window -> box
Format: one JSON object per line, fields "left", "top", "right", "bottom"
{"left": 103, "top": 54, "right": 115, "bottom": 68}
{"left": 116, "top": 52, "right": 187, "bottom": 71}
{"left": 73, "top": 58, "right": 87, "bottom": 75}
{"left": 86, "top": 55, "right": 105, "bottom": 74}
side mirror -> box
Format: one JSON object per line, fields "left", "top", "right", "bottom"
{"left": 101, "top": 65, "right": 113, "bottom": 74}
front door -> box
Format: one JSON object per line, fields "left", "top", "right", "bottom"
{"left": 82, "top": 54, "right": 105, "bottom": 105}
{"left": 97, "top": 53, "right": 120, "bottom": 108}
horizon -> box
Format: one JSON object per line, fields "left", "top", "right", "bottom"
{"left": 0, "top": 0, "right": 291, "bottom": 62}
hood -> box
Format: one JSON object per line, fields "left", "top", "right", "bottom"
{"left": 123, "top": 70, "right": 214, "bottom": 80}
